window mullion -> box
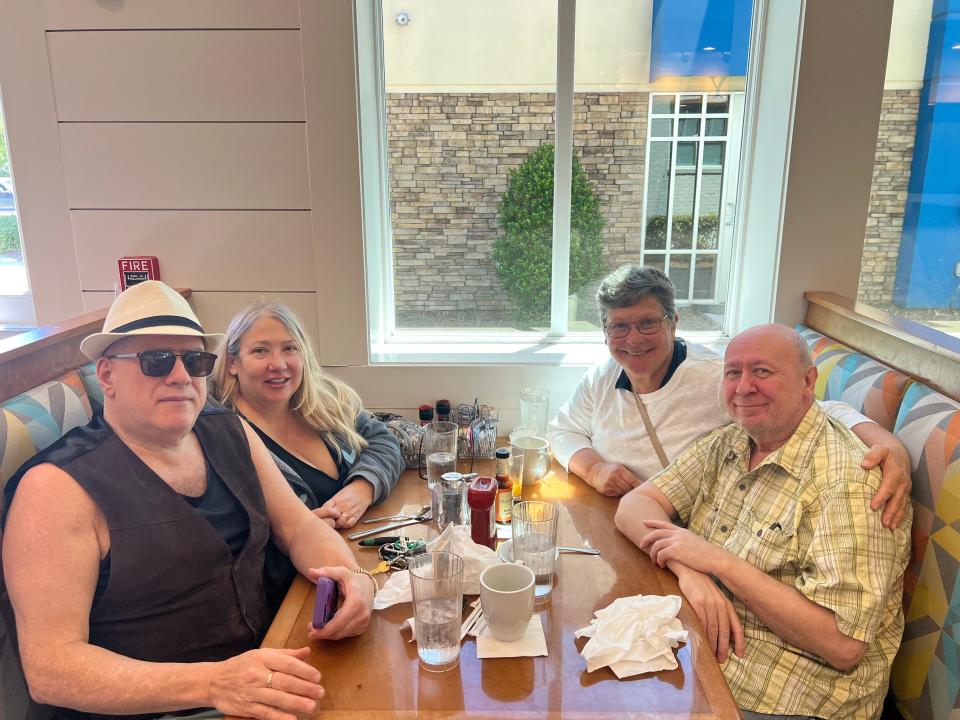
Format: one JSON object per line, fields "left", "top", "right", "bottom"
{"left": 551, "top": 0, "right": 576, "bottom": 337}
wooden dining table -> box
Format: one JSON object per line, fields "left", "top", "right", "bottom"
{"left": 261, "top": 460, "right": 742, "bottom": 719}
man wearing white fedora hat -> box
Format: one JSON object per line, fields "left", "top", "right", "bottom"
{"left": 2, "top": 281, "right": 375, "bottom": 720}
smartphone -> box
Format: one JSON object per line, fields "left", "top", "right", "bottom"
{"left": 312, "top": 576, "right": 340, "bottom": 630}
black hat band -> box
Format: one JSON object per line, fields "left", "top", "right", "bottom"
{"left": 109, "top": 315, "right": 205, "bottom": 334}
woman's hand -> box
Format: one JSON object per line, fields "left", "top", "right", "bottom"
{"left": 860, "top": 441, "right": 912, "bottom": 529}
{"left": 321, "top": 480, "right": 375, "bottom": 529}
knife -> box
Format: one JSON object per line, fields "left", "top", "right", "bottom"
{"left": 348, "top": 511, "right": 433, "bottom": 541}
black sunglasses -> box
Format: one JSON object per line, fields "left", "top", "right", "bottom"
{"left": 106, "top": 350, "right": 217, "bottom": 378}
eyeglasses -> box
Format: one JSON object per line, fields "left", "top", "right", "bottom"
{"left": 106, "top": 350, "right": 217, "bottom": 378}
{"left": 603, "top": 314, "right": 670, "bottom": 339}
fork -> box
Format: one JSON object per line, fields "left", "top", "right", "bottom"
{"left": 362, "top": 505, "right": 430, "bottom": 524}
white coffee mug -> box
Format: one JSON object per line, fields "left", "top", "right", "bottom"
{"left": 479, "top": 563, "right": 535, "bottom": 642}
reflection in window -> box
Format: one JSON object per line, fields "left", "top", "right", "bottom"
{"left": 643, "top": 92, "right": 737, "bottom": 311}
{"left": 857, "top": 4, "right": 960, "bottom": 340}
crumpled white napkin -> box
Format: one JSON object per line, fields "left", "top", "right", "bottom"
{"left": 374, "top": 524, "right": 501, "bottom": 610}
{"left": 574, "top": 594, "right": 688, "bottom": 678}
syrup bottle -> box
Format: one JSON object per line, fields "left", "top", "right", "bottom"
{"left": 494, "top": 447, "right": 513, "bottom": 524}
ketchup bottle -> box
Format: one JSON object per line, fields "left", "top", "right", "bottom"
{"left": 467, "top": 476, "right": 497, "bottom": 549}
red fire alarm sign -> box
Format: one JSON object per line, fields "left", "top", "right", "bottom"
{"left": 118, "top": 256, "right": 161, "bottom": 291}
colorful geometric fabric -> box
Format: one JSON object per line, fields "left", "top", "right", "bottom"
{"left": 77, "top": 362, "right": 103, "bottom": 414}
{"left": 0, "top": 373, "right": 91, "bottom": 720}
{"left": 0, "top": 370, "right": 93, "bottom": 494}
{"left": 796, "top": 325, "right": 913, "bottom": 430}
{"left": 891, "top": 382, "right": 960, "bottom": 720}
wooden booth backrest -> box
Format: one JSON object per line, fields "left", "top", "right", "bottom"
{"left": 803, "top": 291, "right": 960, "bottom": 720}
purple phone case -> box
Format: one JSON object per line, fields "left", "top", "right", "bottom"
{"left": 312, "top": 577, "right": 339, "bottom": 630}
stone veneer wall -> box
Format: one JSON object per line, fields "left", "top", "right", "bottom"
{"left": 387, "top": 92, "right": 647, "bottom": 326}
{"left": 858, "top": 89, "right": 920, "bottom": 306}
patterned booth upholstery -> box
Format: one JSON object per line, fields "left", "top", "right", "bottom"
{"left": 1, "top": 366, "right": 97, "bottom": 720}
{"left": 797, "top": 326, "right": 913, "bottom": 431}
{"left": 798, "top": 323, "right": 960, "bottom": 719}
{"left": 890, "top": 383, "right": 960, "bottom": 720}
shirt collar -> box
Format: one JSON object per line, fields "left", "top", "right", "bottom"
{"left": 615, "top": 339, "right": 688, "bottom": 392}
{"left": 727, "top": 401, "right": 826, "bottom": 481}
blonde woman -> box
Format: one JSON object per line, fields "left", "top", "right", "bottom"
{"left": 215, "top": 301, "right": 402, "bottom": 530}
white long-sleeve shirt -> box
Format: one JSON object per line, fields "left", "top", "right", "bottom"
{"left": 548, "top": 344, "right": 870, "bottom": 483}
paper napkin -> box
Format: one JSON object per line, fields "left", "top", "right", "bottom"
{"left": 476, "top": 614, "right": 548, "bottom": 659}
{"left": 574, "top": 594, "right": 688, "bottom": 678}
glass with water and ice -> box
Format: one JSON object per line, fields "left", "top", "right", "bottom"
{"left": 423, "top": 421, "right": 458, "bottom": 520}
{"left": 511, "top": 501, "right": 559, "bottom": 604}
{"left": 408, "top": 551, "right": 464, "bottom": 672}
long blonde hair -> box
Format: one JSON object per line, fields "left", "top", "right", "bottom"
{"left": 214, "top": 301, "right": 367, "bottom": 457}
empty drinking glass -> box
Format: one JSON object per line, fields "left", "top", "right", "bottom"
{"left": 409, "top": 551, "right": 464, "bottom": 672}
{"left": 519, "top": 386, "right": 550, "bottom": 437}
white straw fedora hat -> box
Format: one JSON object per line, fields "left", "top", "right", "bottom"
{"left": 80, "top": 281, "right": 225, "bottom": 361}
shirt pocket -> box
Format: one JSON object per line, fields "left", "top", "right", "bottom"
{"left": 744, "top": 510, "right": 797, "bottom": 575}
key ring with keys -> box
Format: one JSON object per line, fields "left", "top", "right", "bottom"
{"left": 378, "top": 538, "right": 427, "bottom": 570}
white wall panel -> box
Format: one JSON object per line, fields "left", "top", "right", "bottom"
{"left": 301, "top": 2, "right": 368, "bottom": 367}
{"left": 72, "top": 210, "right": 316, "bottom": 291}
{"left": 81, "top": 291, "right": 116, "bottom": 313}
{"left": 189, "top": 291, "right": 320, "bottom": 349}
{"left": 59, "top": 123, "right": 310, "bottom": 209}
{"left": 48, "top": 31, "right": 305, "bottom": 122}
{"left": 42, "top": 0, "right": 300, "bottom": 30}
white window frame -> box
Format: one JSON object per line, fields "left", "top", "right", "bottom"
{"left": 641, "top": 91, "right": 743, "bottom": 305}
{"left": 356, "top": 0, "right": 799, "bottom": 364}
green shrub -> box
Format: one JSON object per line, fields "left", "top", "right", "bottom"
{"left": 0, "top": 214, "right": 20, "bottom": 256}
{"left": 644, "top": 213, "right": 719, "bottom": 249}
{"left": 493, "top": 144, "right": 606, "bottom": 326}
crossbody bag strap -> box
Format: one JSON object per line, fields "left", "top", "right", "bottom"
{"left": 632, "top": 391, "right": 669, "bottom": 470}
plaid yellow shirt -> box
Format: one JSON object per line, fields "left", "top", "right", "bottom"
{"left": 650, "top": 403, "right": 911, "bottom": 720}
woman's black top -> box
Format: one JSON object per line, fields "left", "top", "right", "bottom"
{"left": 245, "top": 418, "right": 350, "bottom": 507}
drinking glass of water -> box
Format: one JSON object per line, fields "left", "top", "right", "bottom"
{"left": 420, "top": 421, "right": 458, "bottom": 481}
{"left": 408, "top": 551, "right": 464, "bottom": 672}
{"left": 511, "top": 501, "right": 559, "bottom": 605}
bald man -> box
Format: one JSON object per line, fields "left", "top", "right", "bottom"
{"left": 616, "top": 324, "right": 910, "bottom": 720}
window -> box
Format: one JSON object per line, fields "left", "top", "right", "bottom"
{"left": 857, "top": 1, "right": 960, "bottom": 339}
{"left": 0, "top": 95, "right": 32, "bottom": 327}
{"left": 359, "top": 0, "right": 756, "bottom": 353}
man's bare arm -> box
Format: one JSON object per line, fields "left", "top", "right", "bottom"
{"left": 3, "top": 464, "right": 322, "bottom": 720}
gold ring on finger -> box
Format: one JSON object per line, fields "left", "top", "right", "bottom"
{"left": 266, "top": 670, "right": 275, "bottom": 688}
